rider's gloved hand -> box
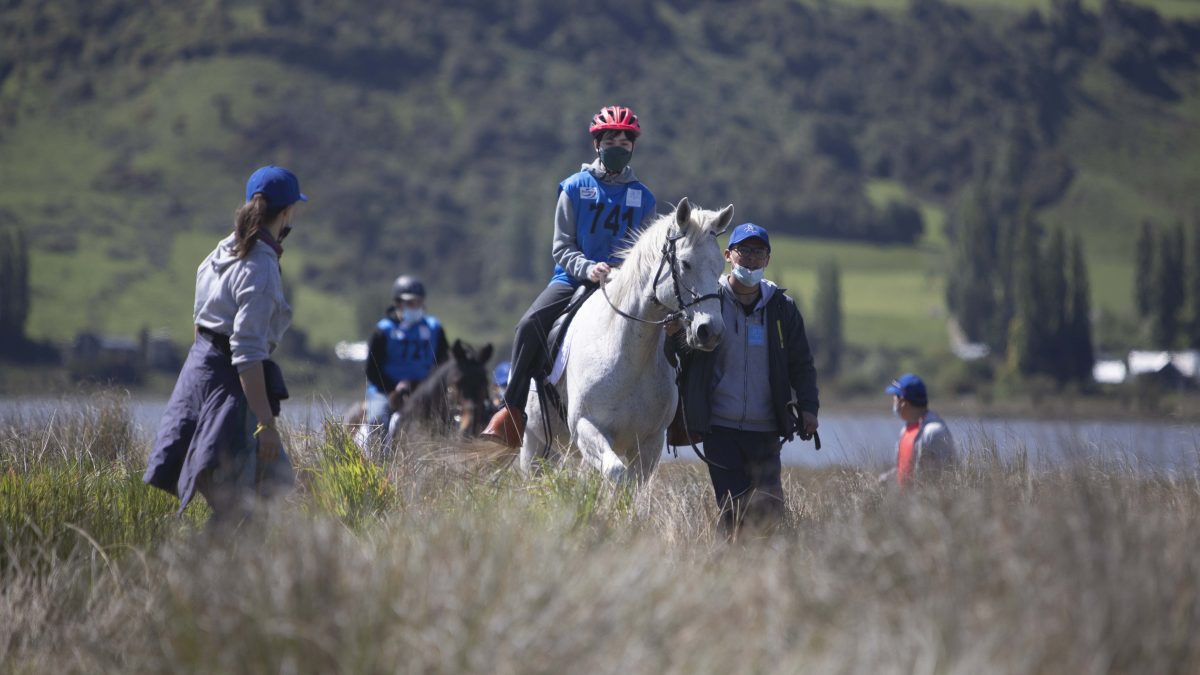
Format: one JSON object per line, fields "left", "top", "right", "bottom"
{"left": 588, "top": 262, "right": 612, "bottom": 283}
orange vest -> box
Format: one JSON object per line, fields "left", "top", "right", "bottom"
{"left": 897, "top": 422, "right": 920, "bottom": 489}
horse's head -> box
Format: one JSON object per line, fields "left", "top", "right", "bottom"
{"left": 656, "top": 197, "right": 734, "bottom": 351}
{"left": 446, "top": 339, "right": 493, "bottom": 435}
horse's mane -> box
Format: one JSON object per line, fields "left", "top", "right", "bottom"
{"left": 606, "top": 206, "right": 720, "bottom": 306}
{"left": 402, "top": 343, "right": 490, "bottom": 421}
{"left": 402, "top": 360, "right": 455, "bottom": 418}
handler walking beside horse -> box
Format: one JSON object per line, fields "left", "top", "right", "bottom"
{"left": 668, "top": 222, "right": 820, "bottom": 538}
{"left": 144, "top": 165, "right": 306, "bottom": 527}
{"left": 482, "top": 105, "right": 658, "bottom": 447}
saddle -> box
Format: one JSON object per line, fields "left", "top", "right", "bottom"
{"left": 541, "top": 283, "right": 597, "bottom": 379}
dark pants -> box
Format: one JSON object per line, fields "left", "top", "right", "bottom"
{"left": 703, "top": 426, "right": 785, "bottom": 538}
{"left": 502, "top": 282, "right": 576, "bottom": 413}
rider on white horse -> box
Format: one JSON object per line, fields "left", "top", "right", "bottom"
{"left": 482, "top": 105, "right": 658, "bottom": 447}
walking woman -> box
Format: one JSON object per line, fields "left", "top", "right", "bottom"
{"left": 144, "top": 165, "right": 306, "bottom": 526}
{"left": 482, "top": 105, "right": 657, "bottom": 447}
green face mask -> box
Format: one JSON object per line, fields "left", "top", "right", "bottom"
{"left": 598, "top": 146, "right": 632, "bottom": 173}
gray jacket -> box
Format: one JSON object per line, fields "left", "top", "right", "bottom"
{"left": 905, "top": 410, "right": 957, "bottom": 472}
{"left": 193, "top": 234, "right": 292, "bottom": 370}
{"left": 880, "top": 410, "right": 957, "bottom": 484}
{"left": 710, "top": 276, "right": 777, "bottom": 432}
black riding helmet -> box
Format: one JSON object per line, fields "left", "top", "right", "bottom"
{"left": 392, "top": 275, "right": 426, "bottom": 301}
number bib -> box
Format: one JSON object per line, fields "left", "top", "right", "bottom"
{"left": 551, "top": 171, "right": 656, "bottom": 287}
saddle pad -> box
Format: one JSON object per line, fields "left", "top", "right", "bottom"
{"left": 548, "top": 321, "right": 573, "bottom": 386}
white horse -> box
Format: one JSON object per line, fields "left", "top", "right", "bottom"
{"left": 522, "top": 197, "right": 734, "bottom": 482}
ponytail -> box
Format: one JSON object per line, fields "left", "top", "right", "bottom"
{"left": 232, "top": 194, "right": 284, "bottom": 259}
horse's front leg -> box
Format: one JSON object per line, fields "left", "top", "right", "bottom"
{"left": 628, "top": 432, "right": 666, "bottom": 483}
{"left": 573, "top": 417, "right": 629, "bottom": 482}
{"left": 520, "top": 382, "right": 568, "bottom": 474}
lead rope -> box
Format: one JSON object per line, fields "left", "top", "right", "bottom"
{"left": 669, "top": 341, "right": 729, "bottom": 470}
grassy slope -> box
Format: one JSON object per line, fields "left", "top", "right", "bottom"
{"left": 12, "top": 57, "right": 363, "bottom": 349}
{"left": 825, "top": 0, "right": 1200, "bottom": 17}
{"left": 5, "top": 1, "right": 1200, "bottom": 358}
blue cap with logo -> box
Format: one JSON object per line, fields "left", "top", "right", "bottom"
{"left": 728, "top": 222, "right": 770, "bottom": 251}
{"left": 245, "top": 165, "right": 308, "bottom": 209}
{"left": 885, "top": 373, "right": 928, "bottom": 406}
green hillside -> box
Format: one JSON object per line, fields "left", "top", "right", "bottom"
{"left": 3, "top": 0, "right": 1199, "bottom": 363}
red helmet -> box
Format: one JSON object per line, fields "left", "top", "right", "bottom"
{"left": 589, "top": 105, "right": 641, "bottom": 137}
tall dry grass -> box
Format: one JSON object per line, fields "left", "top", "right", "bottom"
{"left": 2, "top": 397, "right": 1199, "bottom": 674}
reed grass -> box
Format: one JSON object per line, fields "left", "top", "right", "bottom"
{"left": 2, "top": 397, "right": 1199, "bottom": 673}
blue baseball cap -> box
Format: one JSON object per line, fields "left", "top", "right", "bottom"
{"left": 493, "top": 361, "right": 511, "bottom": 388}
{"left": 728, "top": 222, "right": 770, "bottom": 251}
{"left": 245, "top": 165, "right": 308, "bottom": 209}
{"left": 885, "top": 373, "right": 928, "bottom": 406}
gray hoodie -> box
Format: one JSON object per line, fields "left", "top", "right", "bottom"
{"left": 193, "top": 234, "right": 292, "bottom": 370}
{"left": 710, "top": 276, "right": 780, "bottom": 432}
{"left": 551, "top": 159, "right": 653, "bottom": 282}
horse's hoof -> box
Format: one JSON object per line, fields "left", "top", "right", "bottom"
{"left": 481, "top": 407, "right": 524, "bottom": 448}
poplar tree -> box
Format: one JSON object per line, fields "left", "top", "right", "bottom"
{"left": 0, "top": 227, "right": 30, "bottom": 348}
{"left": 1006, "top": 215, "right": 1043, "bottom": 376}
{"left": 1189, "top": 218, "right": 1200, "bottom": 348}
{"left": 946, "top": 186, "right": 997, "bottom": 344}
{"left": 1134, "top": 219, "right": 1155, "bottom": 319}
{"left": 1041, "top": 228, "right": 1068, "bottom": 380}
{"left": 1151, "top": 222, "right": 1185, "bottom": 348}
{"left": 1067, "top": 235, "right": 1095, "bottom": 382}
{"left": 813, "top": 259, "right": 844, "bottom": 377}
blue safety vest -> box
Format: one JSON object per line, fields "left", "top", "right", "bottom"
{"left": 370, "top": 315, "right": 443, "bottom": 394}
{"left": 550, "top": 171, "right": 656, "bottom": 287}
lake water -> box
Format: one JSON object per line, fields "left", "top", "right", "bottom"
{"left": 3, "top": 396, "right": 1198, "bottom": 474}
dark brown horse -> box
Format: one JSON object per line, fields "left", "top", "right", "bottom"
{"left": 396, "top": 339, "right": 493, "bottom": 438}
{"left": 343, "top": 340, "right": 494, "bottom": 450}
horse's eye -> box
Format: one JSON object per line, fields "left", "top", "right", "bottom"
{"left": 682, "top": 261, "right": 691, "bottom": 271}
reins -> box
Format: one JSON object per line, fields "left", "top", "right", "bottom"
{"left": 599, "top": 230, "right": 719, "bottom": 327}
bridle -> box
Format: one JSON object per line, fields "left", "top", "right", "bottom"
{"left": 601, "top": 230, "right": 720, "bottom": 326}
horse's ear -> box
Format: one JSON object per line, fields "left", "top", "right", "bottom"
{"left": 674, "top": 197, "right": 692, "bottom": 233}
{"left": 452, "top": 339, "right": 467, "bottom": 362}
{"left": 713, "top": 204, "right": 735, "bottom": 235}
{"left": 479, "top": 343, "right": 493, "bottom": 365}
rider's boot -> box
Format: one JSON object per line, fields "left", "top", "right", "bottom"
{"left": 481, "top": 405, "right": 525, "bottom": 448}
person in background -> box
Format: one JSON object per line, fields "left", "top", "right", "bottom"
{"left": 144, "top": 164, "right": 306, "bottom": 527}
{"left": 491, "top": 360, "right": 511, "bottom": 412}
{"left": 363, "top": 275, "right": 449, "bottom": 432}
{"left": 878, "top": 373, "right": 957, "bottom": 490}
{"left": 668, "top": 222, "right": 820, "bottom": 539}
{"left": 482, "top": 105, "right": 657, "bottom": 447}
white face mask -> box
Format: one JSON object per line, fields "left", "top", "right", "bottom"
{"left": 401, "top": 307, "right": 425, "bottom": 324}
{"left": 731, "top": 264, "right": 764, "bottom": 286}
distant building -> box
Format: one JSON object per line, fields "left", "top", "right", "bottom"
{"left": 1127, "top": 350, "right": 1199, "bottom": 390}
{"left": 1092, "top": 359, "right": 1127, "bottom": 385}
{"left": 70, "top": 333, "right": 142, "bottom": 384}
{"left": 335, "top": 340, "right": 368, "bottom": 362}
{"left": 68, "top": 329, "right": 183, "bottom": 384}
